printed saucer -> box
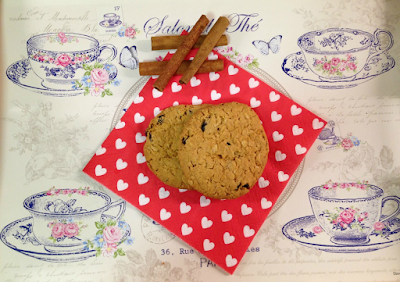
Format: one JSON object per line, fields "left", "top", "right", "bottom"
{"left": 0, "top": 216, "right": 131, "bottom": 263}
{"left": 282, "top": 215, "right": 400, "bottom": 253}
{"left": 99, "top": 20, "right": 122, "bottom": 28}
{"left": 282, "top": 51, "right": 395, "bottom": 89}
{"left": 6, "top": 59, "right": 117, "bottom": 97}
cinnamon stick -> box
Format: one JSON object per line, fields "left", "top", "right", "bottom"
{"left": 153, "top": 15, "right": 209, "bottom": 92}
{"left": 179, "top": 17, "right": 230, "bottom": 85}
{"left": 139, "top": 60, "right": 224, "bottom": 76}
{"left": 151, "top": 35, "right": 228, "bottom": 50}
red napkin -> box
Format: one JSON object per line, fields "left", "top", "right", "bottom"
{"left": 83, "top": 49, "right": 326, "bottom": 274}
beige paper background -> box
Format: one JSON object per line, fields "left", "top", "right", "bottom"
{"left": 1, "top": 0, "right": 400, "bottom": 281}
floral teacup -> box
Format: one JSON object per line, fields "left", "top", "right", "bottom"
{"left": 23, "top": 187, "right": 125, "bottom": 252}
{"left": 27, "top": 32, "right": 117, "bottom": 90}
{"left": 298, "top": 28, "right": 394, "bottom": 81}
{"left": 309, "top": 182, "right": 400, "bottom": 245}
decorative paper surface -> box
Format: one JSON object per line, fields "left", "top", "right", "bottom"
{"left": 1, "top": 1, "right": 400, "bottom": 281}
{"left": 83, "top": 49, "right": 326, "bottom": 273}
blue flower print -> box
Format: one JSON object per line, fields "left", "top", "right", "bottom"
{"left": 81, "top": 75, "right": 93, "bottom": 88}
{"left": 125, "top": 236, "right": 134, "bottom": 245}
{"left": 112, "top": 78, "right": 121, "bottom": 86}
{"left": 71, "top": 81, "right": 79, "bottom": 90}
{"left": 104, "top": 63, "right": 116, "bottom": 73}
{"left": 118, "top": 27, "right": 126, "bottom": 37}
{"left": 83, "top": 241, "right": 90, "bottom": 251}
{"left": 93, "top": 234, "right": 106, "bottom": 248}
{"left": 350, "top": 136, "right": 360, "bottom": 146}
{"left": 118, "top": 221, "right": 129, "bottom": 230}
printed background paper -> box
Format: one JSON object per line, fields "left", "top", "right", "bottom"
{"left": 1, "top": 0, "right": 400, "bottom": 281}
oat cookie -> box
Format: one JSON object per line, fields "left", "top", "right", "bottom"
{"left": 144, "top": 104, "right": 209, "bottom": 189}
{"left": 178, "top": 102, "right": 269, "bottom": 199}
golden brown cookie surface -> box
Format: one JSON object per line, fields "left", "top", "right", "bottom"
{"left": 178, "top": 102, "right": 269, "bottom": 199}
{"left": 144, "top": 104, "right": 209, "bottom": 189}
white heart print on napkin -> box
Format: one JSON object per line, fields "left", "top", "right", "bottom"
{"left": 83, "top": 49, "right": 327, "bottom": 275}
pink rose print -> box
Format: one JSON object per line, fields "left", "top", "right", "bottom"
{"left": 244, "top": 54, "right": 254, "bottom": 65}
{"left": 91, "top": 68, "right": 109, "bottom": 85}
{"left": 374, "top": 222, "right": 385, "bottom": 231}
{"left": 323, "top": 62, "right": 331, "bottom": 70}
{"left": 47, "top": 188, "right": 56, "bottom": 195}
{"left": 347, "top": 208, "right": 356, "bottom": 214}
{"left": 346, "top": 53, "right": 353, "bottom": 60}
{"left": 103, "top": 226, "right": 123, "bottom": 244}
{"left": 226, "top": 46, "right": 234, "bottom": 54}
{"left": 60, "top": 37, "right": 68, "bottom": 44}
{"left": 348, "top": 62, "right": 357, "bottom": 70}
{"left": 64, "top": 223, "right": 80, "bottom": 238}
{"left": 312, "top": 226, "right": 323, "bottom": 234}
{"left": 341, "top": 138, "right": 354, "bottom": 150}
{"left": 55, "top": 54, "right": 72, "bottom": 67}
{"left": 124, "top": 27, "right": 136, "bottom": 38}
{"left": 89, "top": 84, "right": 105, "bottom": 97}
{"left": 58, "top": 32, "right": 66, "bottom": 39}
{"left": 338, "top": 62, "right": 347, "bottom": 72}
{"left": 80, "top": 190, "right": 88, "bottom": 196}
{"left": 102, "top": 243, "right": 118, "bottom": 257}
{"left": 235, "top": 54, "right": 244, "bottom": 66}
{"left": 51, "top": 222, "right": 65, "bottom": 239}
{"left": 339, "top": 210, "right": 355, "bottom": 224}
{"left": 330, "top": 57, "right": 340, "bottom": 66}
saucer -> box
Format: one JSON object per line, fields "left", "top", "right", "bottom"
{"left": 6, "top": 59, "right": 118, "bottom": 97}
{"left": 110, "top": 66, "right": 304, "bottom": 216}
{"left": 99, "top": 20, "right": 122, "bottom": 28}
{"left": 282, "top": 215, "right": 400, "bottom": 253}
{"left": 282, "top": 51, "right": 395, "bottom": 89}
{"left": 6, "top": 59, "right": 84, "bottom": 97}
{"left": 0, "top": 216, "right": 131, "bottom": 263}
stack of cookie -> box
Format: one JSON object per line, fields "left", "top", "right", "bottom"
{"left": 144, "top": 102, "right": 269, "bottom": 199}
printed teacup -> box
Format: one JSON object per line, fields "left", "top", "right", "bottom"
{"left": 103, "top": 13, "right": 120, "bottom": 26}
{"left": 309, "top": 182, "right": 400, "bottom": 245}
{"left": 27, "top": 32, "right": 117, "bottom": 90}
{"left": 23, "top": 188, "right": 126, "bottom": 252}
{"left": 298, "top": 28, "right": 394, "bottom": 81}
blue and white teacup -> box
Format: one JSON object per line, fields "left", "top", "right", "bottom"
{"left": 27, "top": 32, "right": 117, "bottom": 90}
{"left": 298, "top": 28, "right": 394, "bottom": 81}
{"left": 309, "top": 182, "right": 400, "bottom": 245}
{"left": 104, "top": 13, "right": 120, "bottom": 26}
{"left": 23, "top": 188, "right": 125, "bottom": 252}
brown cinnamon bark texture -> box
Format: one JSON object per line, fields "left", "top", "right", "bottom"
{"left": 179, "top": 17, "right": 230, "bottom": 85}
{"left": 152, "top": 15, "right": 209, "bottom": 92}
{"left": 139, "top": 60, "right": 224, "bottom": 76}
{"left": 151, "top": 35, "right": 228, "bottom": 50}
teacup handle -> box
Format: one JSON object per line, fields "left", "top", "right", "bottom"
{"left": 370, "top": 29, "right": 394, "bottom": 56}
{"left": 101, "top": 199, "right": 126, "bottom": 223}
{"left": 380, "top": 196, "right": 400, "bottom": 222}
{"left": 98, "top": 44, "right": 117, "bottom": 62}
